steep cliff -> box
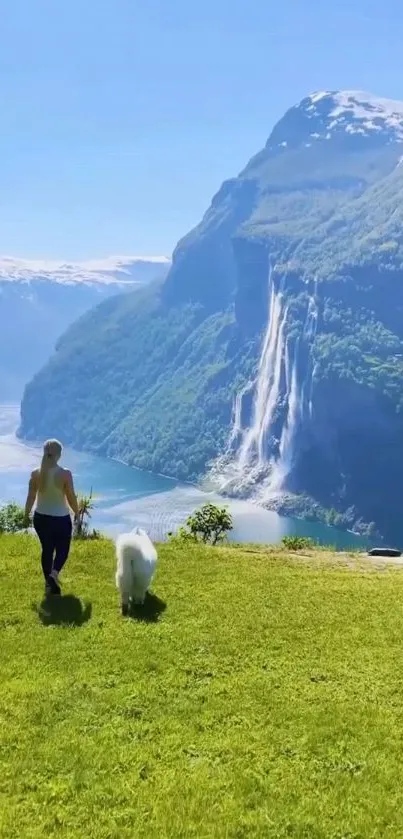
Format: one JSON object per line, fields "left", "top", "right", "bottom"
{"left": 19, "top": 91, "right": 403, "bottom": 541}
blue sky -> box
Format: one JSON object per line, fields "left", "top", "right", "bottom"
{"left": 1, "top": 0, "right": 402, "bottom": 259}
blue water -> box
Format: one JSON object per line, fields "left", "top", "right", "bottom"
{"left": 0, "top": 404, "right": 366, "bottom": 549}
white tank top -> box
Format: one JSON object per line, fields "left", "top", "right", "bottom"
{"left": 35, "top": 466, "right": 70, "bottom": 517}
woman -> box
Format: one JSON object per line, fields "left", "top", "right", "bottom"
{"left": 24, "top": 439, "right": 79, "bottom": 595}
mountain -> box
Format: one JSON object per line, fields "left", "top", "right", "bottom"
{"left": 0, "top": 255, "right": 169, "bottom": 400}
{"left": 19, "top": 90, "right": 403, "bottom": 542}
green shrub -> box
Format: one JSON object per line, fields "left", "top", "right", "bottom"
{"left": 0, "top": 493, "right": 102, "bottom": 540}
{"left": 73, "top": 491, "right": 101, "bottom": 540}
{"left": 171, "top": 502, "right": 233, "bottom": 545}
{"left": 167, "top": 528, "right": 198, "bottom": 545}
{"left": 0, "top": 503, "right": 26, "bottom": 534}
{"left": 282, "top": 535, "right": 315, "bottom": 551}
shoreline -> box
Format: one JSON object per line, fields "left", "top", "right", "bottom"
{"left": 6, "top": 405, "right": 370, "bottom": 549}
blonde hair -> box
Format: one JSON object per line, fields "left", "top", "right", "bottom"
{"left": 38, "top": 439, "right": 63, "bottom": 492}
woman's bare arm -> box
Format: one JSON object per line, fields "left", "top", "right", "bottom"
{"left": 64, "top": 470, "right": 79, "bottom": 517}
{"left": 24, "top": 471, "right": 38, "bottom": 524}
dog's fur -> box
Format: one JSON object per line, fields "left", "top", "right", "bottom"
{"left": 115, "top": 527, "right": 158, "bottom": 615}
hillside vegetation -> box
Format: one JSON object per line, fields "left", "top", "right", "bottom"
{"left": 0, "top": 258, "right": 169, "bottom": 401}
{"left": 2, "top": 535, "right": 403, "bottom": 837}
{"left": 19, "top": 91, "right": 403, "bottom": 541}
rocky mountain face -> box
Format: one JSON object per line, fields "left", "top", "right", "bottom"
{"left": 0, "top": 256, "right": 169, "bottom": 399}
{"left": 19, "top": 91, "right": 403, "bottom": 542}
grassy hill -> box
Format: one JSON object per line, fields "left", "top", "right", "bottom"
{"left": 2, "top": 535, "right": 403, "bottom": 837}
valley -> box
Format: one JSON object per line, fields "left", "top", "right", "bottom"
{"left": 17, "top": 90, "right": 403, "bottom": 544}
{"left": 0, "top": 255, "right": 169, "bottom": 400}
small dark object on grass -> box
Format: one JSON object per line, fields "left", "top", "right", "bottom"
{"left": 367, "top": 548, "right": 402, "bottom": 558}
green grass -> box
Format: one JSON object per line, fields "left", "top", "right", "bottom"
{"left": 2, "top": 536, "right": 403, "bottom": 837}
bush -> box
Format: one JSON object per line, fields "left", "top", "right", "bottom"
{"left": 281, "top": 535, "right": 314, "bottom": 551}
{"left": 0, "top": 493, "right": 102, "bottom": 540}
{"left": 0, "top": 503, "right": 26, "bottom": 534}
{"left": 73, "top": 491, "right": 101, "bottom": 540}
{"left": 171, "top": 502, "right": 233, "bottom": 545}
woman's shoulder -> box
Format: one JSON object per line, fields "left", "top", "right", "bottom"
{"left": 59, "top": 466, "right": 73, "bottom": 480}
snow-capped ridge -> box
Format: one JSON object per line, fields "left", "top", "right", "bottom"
{"left": 0, "top": 254, "right": 171, "bottom": 286}
{"left": 269, "top": 89, "right": 403, "bottom": 150}
{"left": 310, "top": 90, "right": 403, "bottom": 138}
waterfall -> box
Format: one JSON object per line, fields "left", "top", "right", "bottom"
{"left": 308, "top": 362, "right": 318, "bottom": 418}
{"left": 213, "top": 266, "right": 319, "bottom": 500}
{"left": 237, "top": 281, "right": 288, "bottom": 471}
{"left": 305, "top": 285, "right": 319, "bottom": 422}
{"left": 268, "top": 342, "right": 301, "bottom": 492}
{"left": 227, "top": 391, "right": 243, "bottom": 449}
{"left": 305, "top": 285, "right": 318, "bottom": 341}
{"left": 226, "top": 380, "right": 253, "bottom": 451}
{"left": 267, "top": 286, "right": 318, "bottom": 493}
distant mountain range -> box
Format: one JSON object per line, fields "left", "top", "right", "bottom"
{"left": 0, "top": 255, "right": 170, "bottom": 400}
{"left": 19, "top": 90, "right": 403, "bottom": 542}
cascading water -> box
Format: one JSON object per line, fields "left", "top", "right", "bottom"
{"left": 226, "top": 380, "right": 253, "bottom": 452}
{"left": 268, "top": 341, "right": 300, "bottom": 492}
{"left": 308, "top": 362, "right": 317, "bottom": 418}
{"left": 213, "top": 266, "right": 319, "bottom": 500}
{"left": 237, "top": 276, "right": 287, "bottom": 471}
{"left": 215, "top": 265, "right": 288, "bottom": 492}
{"left": 267, "top": 285, "right": 319, "bottom": 494}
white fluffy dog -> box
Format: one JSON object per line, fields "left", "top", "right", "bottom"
{"left": 115, "top": 527, "right": 158, "bottom": 615}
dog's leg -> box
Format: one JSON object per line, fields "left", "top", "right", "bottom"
{"left": 118, "top": 581, "right": 131, "bottom": 615}
{"left": 133, "top": 583, "right": 148, "bottom": 606}
{"left": 130, "top": 579, "right": 146, "bottom": 606}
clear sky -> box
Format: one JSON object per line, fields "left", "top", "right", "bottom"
{"left": 1, "top": 0, "right": 403, "bottom": 259}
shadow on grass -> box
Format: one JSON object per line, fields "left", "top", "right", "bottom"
{"left": 127, "top": 592, "right": 167, "bottom": 623}
{"left": 33, "top": 595, "right": 92, "bottom": 627}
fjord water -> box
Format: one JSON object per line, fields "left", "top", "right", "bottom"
{"left": 0, "top": 405, "right": 365, "bottom": 548}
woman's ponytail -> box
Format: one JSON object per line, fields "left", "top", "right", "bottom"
{"left": 38, "top": 439, "right": 63, "bottom": 492}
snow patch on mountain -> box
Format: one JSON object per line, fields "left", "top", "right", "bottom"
{"left": 311, "top": 90, "right": 403, "bottom": 140}
{"left": 268, "top": 89, "right": 403, "bottom": 151}
{"left": 0, "top": 255, "right": 170, "bottom": 286}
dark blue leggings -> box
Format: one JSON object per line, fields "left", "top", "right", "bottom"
{"left": 33, "top": 512, "right": 72, "bottom": 580}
